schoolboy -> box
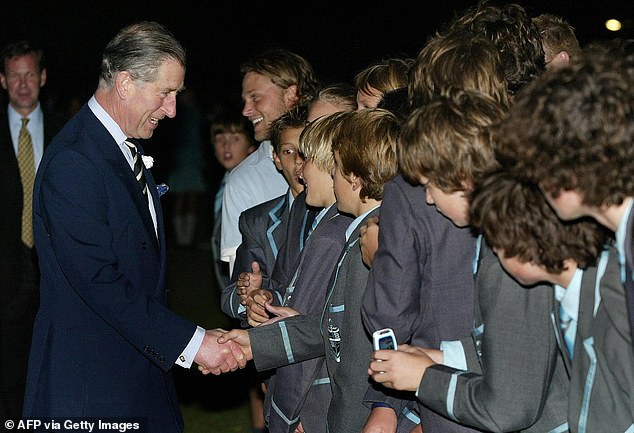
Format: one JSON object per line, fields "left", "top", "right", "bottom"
{"left": 360, "top": 29, "right": 508, "bottom": 433}
{"left": 217, "top": 109, "right": 401, "bottom": 433}
{"left": 493, "top": 48, "right": 634, "bottom": 348}
{"left": 241, "top": 112, "right": 354, "bottom": 433}
{"left": 220, "top": 106, "right": 308, "bottom": 321}
{"left": 470, "top": 171, "right": 633, "bottom": 432}
{"left": 354, "top": 57, "right": 412, "bottom": 110}
{"left": 265, "top": 82, "right": 358, "bottom": 293}
{"left": 447, "top": 1, "right": 544, "bottom": 95}
{"left": 369, "top": 92, "right": 570, "bottom": 432}
{"left": 210, "top": 113, "right": 256, "bottom": 294}
{"left": 532, "top": 13, "right": 581, "bottom": 69}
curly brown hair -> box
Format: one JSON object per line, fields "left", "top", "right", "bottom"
{"left": 470, "top": 170, "right": 610, "bottom": 273}
{"left": 495, "top": 48, "right": 634, "bottom": 207}
{"left": 447, "top": 2, "right": 544, "bottom": 95}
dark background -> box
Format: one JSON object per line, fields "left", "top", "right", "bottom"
{"left": 1, "top": 1, "right": 633, "bottom": 238}
{"left": 1, "top": 0, "right": 633, "bottom": 117}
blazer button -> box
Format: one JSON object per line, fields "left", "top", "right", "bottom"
{"left": 141, "top": 241, "right": 147, "bottom": 250}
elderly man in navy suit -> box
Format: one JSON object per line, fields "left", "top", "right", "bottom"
{"left": 23, "top": 22, "right": 246, "bottom": 432}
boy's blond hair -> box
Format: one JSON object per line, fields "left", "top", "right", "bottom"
{"left": 299, "top": 112, "right": 350, "bottom": 174}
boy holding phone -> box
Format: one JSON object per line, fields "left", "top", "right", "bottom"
{"left": 369, "top": 92, "right": 569, "bottom": 432}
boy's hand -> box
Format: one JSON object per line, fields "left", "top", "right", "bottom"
{"left": 237, "top": 261, "right": 263, "bottom": 304}
{"left": 246, "top": 289, "right": 273, "bottom": 327}
{"left": 359, "top": 216, "right": 380, "bottom": 267}
{"left": 217, "top": 328, "right": 253, "bottom": 361}
{"left": 368, "top": 344, "right": 435, "bottom": 392}
{"left": 260, "top": 304, "right": 300, "bottom": 326}
{"left": 361, "top": 406, "right": 397, "bottom": 433}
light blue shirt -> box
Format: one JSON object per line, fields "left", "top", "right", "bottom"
{"left": 220, "top": 141, "right": 288, "bottom": 272}
{"left": 8, "top": 103, "right": 44, "bottom": 171}
{"left": 345, "top": 205, "right": 380, "bottom": 242}
{"left": 88, "top": 96, "right": 203, "bottom": 368}
{"left": 554, "top": 268, "right": 583, "bottom": 358}
{"left": 615, "top": 198, "right": 633, "bottom": 282}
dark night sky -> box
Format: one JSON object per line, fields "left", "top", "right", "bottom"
{"left": 1, "top": 0, "right": 633, "bottom": 115}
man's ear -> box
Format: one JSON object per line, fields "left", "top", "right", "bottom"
{"left": 39, "top": 68, "right": 47, "bottom": 88}
{"left": 284, "top": 84, "right": 299, "bottom": 109}
{"left": 115, "top": 71, "right": 133, "bottom": 100}
{"left": 0, "top": 73, "right": 6, "bottom": 91}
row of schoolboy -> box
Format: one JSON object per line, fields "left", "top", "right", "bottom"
{"left": 205, "top": 2, "right": 634, "bottom": 432}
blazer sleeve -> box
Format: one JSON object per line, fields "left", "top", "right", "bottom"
{"left": 361, "top": 182, "right": 423, "bottom": 343}
{"left": 39, "top": 149, "right": 195, "bottom": 370}
{"left": 417, "top": 268, "right": 559, "bottom": 432}
{"left": 220, "top": 211, "right": 266, "bottom": 321}
{"left": 248, "top": 312, "right": 324, "bottom": 371}
{"left": 232, "top": 211, "right": 268, "bottom": 281}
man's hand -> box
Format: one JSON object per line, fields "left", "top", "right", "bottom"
{"left": 194, "top": 328, "right": 247, "bottom": 375}
{"left": 368, "top": 344, "right": 435, "bottom": 392}
{"left": 359, "top": 216, "right": 380, "bottom": 267}
{"left": 237, "top": 261, "right": 263, "bottom": 304}
{"left": 246, "top": 289, "right": 274, "bottom": 327}
{"left": 217, "top": 329, "right": 253, "bottom": 361}
{"left": 361, "top": 406, "right": 397, "bottom": 433}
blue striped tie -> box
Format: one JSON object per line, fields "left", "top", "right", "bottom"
{"left": 559, "top": 303, "right": 576, "bottom": 359}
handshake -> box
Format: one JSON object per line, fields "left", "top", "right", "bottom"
{"left": 193, "top": 328, "right": 253, "bottom": 375}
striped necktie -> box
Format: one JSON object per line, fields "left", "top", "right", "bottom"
{"left": 17, "top": 118, "right": 35, "bottom": 248}
{"left": 559, "top": 299, "right": 577, "bottom": 359}
{"left": 124, "top": 140, "right": 148, "bottom": 197}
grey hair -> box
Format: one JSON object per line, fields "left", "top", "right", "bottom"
{"left": 99, "top": 21, "right": 186, "bottom": 87}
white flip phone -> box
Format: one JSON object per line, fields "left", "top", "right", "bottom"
{"left": 372, "top": 328, "right": 398, "bottom": 351}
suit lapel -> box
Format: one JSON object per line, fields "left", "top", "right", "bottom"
{"left": 86, "top": 112, "right": 158, "bottom": 254}
{"left": 624, "top": 207, "right": 634, "bottom": 348}
{"left": 266, "top": 194, "right": 288, "bottom": 259}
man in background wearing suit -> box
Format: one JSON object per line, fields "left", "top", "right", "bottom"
{"left": 0, "top": 40, "right": 64, "bottom": 420}
{"left": 22, "top": 22, "right": 246, "bottom": 432}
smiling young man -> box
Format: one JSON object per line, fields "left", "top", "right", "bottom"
{"left": 220, "top": 49, "right": 320, "bottom": 275}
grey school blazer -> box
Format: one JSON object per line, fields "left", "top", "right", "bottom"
{"left": 418, "top": 241, "right": 569, "bottom": 433}
{"left": 264, "top": 204, "right": 351, "bottom": 433}
{"left": 568, "top": 247, "right": 634, "bottom": 432}
{"left": 220, "top": 192, "right": 290, "bottom": 320}
{"left": 361, "top": 175, "right": 478, "bottom": 433}
{"left": 249, "top": 209, "right": 381, "bottom": 433}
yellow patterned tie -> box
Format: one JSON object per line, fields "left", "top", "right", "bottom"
{"left": 17, "top": 118, "right": 35, "bottom": 248}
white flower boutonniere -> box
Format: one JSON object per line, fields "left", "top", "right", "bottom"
{"left": 141, "top": 155, "right": 154, "bottom": 169}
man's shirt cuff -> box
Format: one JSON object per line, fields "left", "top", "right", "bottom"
{"left": 176, "top": 326, "right": 205, "bottom": 368}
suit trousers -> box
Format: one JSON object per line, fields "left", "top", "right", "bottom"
{"left": 1, "top": 244, "right": 38, "bottom": 419}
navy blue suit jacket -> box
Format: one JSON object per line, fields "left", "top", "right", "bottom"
{"left": 23, "top": 104, "right": 196, "bottom": 432}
